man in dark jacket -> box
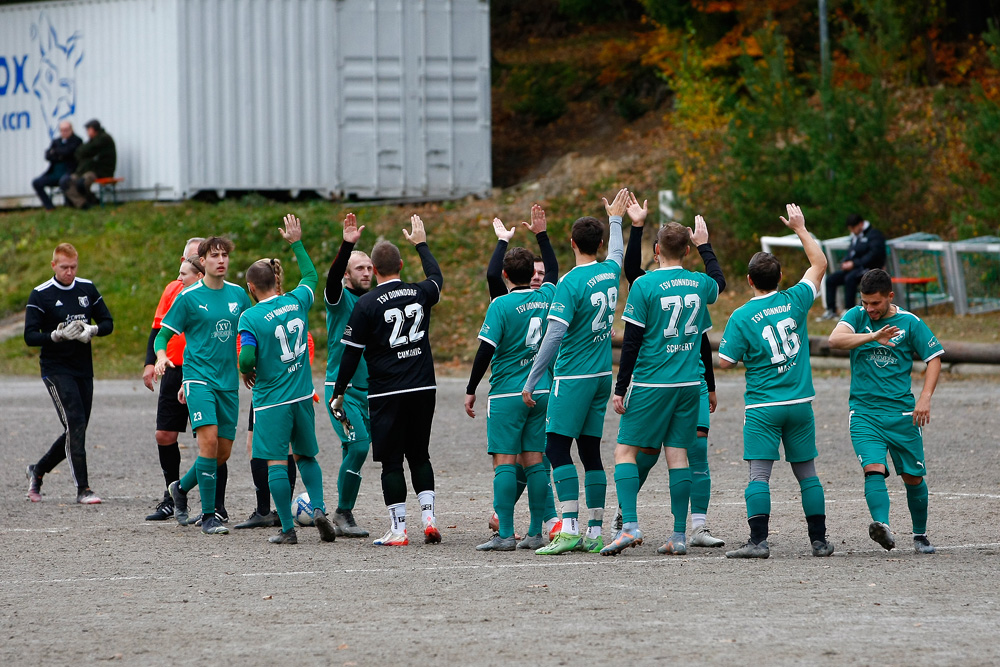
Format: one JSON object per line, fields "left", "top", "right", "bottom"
{"left": 32, "top": 121, "right": 82, "bottom": 210}
{"left": 61, "top": 119, "right": 117, "bottom": 209}
{"left": 820, "top": 213, "right": 887, "bottom": 319}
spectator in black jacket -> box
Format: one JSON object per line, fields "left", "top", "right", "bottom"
{"left": 820, "top": 214, "right": 887, "bottom": 319}
{"left": 61, "top": 119, "right": 117, "bottom": 209}
{"left": 32, "top": 121, "right": 82, "bottom": 210}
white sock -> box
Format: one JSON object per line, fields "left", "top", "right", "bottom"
{"left": 417, "top": 490, "right": 435, "bottom": 523}
{"left": 562, "top": 517, "right": 579, "bottom": 535}
{"left": 388, "top": 502, "right": 406, "bottom": 534}
{"left": 691, "top": 513, "right": 707, "bottom": 529}
{"left": 586, "top": 525, "right": 601, "bottom": 539}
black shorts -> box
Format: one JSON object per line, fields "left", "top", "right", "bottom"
{"left": 156, "top": 365, "right": 189, "bottom": 433}
{"left": 369, "top": 389, "right": 435, "bottom": 466}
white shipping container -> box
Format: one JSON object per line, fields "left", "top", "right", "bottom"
{"left": 0, "top": 0, "right": 491, "bottom": 208}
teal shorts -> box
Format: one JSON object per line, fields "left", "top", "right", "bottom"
{"left": 617, "top": 384, "right": 699, "bottom": 451}
{"left": 697, "top": 380, "right": 710, "bottom": 432}
{"left": 742, "top": 402, "right": 817, "bottom": 462}
{"left": 183, "top": 382, "right": 239, "bottom": 441}
{"left": 324, "top": 384, "right": 371, "bottom": 445}
{"left": 850, "top": 411, "right": 926, "bottom": 477}
{"left": 252, "top": 398, "right": 319, "bottom": 461}
{"left": 487, "top": 392, "right": 549, "bottom": 456}
{"left": 546, "top": 374, "right": 612, "bottom": 439}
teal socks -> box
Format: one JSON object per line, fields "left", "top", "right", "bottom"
{"left": 614, "top": 463, "right": 640, "bottom": 524}
{"left": 798, "top": 476, "right": 826, "bottom": 517}
{"left": 668, "top": 468, "right": 692, "bottom": 533}
{"left": 689, "top": 436, "right": 711, "bottom": 515}
{"left": 524, "top": 462, "right": 549, "bottom": 536}
{"left": 194, "top": 456, "right": 217, "bottom": 516}
{"left": 297, "top": 456, "right": 326, "bottom": 514}
{"left": 268, "top": 464, "right": 294, "bottom": 532}
{"left": 864, "top": 473, "right": 891, "bottom": 525}
{"left": 338, "top": 440, "right": 368, "bottom": 511}
{"left": 552, "top": 464, "right": 579, "bottom": 519}
{"left": 905, "top": 479, "right": 929, "bottom": 535}
{"left": 493, "top": 463, "right": 518, "bottom": 539}
{"left": 635, "top": 449, "right": 660, "bottom": 490}
{"left": 745, "top": 479, "right": 771, "bottom": 518}
{"left": 584, "top": 469, "right": 607, "bottom": 526}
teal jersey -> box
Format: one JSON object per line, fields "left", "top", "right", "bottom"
{"left": 839, "top": 305, "right": 944, "bottom": 413}
{"left": 718, "top": 279, "right": 818, "bottom": 408}
{"left": 161, "top": 280, "right": 251, "bottom": 391}
{"left": 238, "top": 284, "right": 316, "bottom": 409}
{"left": 325, "top": 286, "right": 369, "bottom": 392}
{"left": 622, "top": 266, "right": 718, "bottom": 385}
{"left": 548, "top": 259, "right": 622, "bottom": 378}
{"left": 478, "top": 283, "right": 556, "bottom": 395}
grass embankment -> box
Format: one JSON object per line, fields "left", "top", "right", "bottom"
{"left": 2, "top": 197, "right": 998, "bottom": 379}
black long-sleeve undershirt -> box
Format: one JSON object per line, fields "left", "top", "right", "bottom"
{"left": 486, "top": 231, "right": 558, "bottom": 301}
{"left": 325, "top": 239, "right": 356, "bottom": 305}
{"left": 466, "top": 340, "right": 496, "bottom": 395}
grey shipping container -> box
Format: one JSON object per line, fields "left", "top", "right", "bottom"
{"left": 0, "top": 0, "right": 492, "bottom": 207}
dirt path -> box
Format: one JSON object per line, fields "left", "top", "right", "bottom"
{"left": 1, "top": 375, "right": 998, "bottom": 665}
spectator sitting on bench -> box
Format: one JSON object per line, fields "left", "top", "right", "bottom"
{"left": 60, "top": 119, "right": 116, "bottom": 210}
{"left": 819, "top": 213, "right": 886, "bottom": 320}
{"left": 32, "top": 121, "right": 83, "bottom": 211}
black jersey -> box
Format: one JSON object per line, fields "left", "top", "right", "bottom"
{"left": 339, "top": 245, "right": 442, "bottom": 398}
{"left": 24, "top": 276, "right": 114, "bottom": 378}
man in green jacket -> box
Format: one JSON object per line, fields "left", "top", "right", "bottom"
{"left": 61, "top": 119, "right": 116, "bottom": 209}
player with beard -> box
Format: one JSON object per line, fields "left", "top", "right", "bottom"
{"left": 828, "top": 269, "right": 943, "bottom": 554}
{"left": 330, "top": 215, "right": 444, "bottom": 546}
{"left": 322, "top": 212, "right": 375, "bottom": 537}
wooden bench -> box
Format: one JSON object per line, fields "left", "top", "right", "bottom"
{"left": 94, "top": 177, "right": 124, "bottom": 206}
{"left": 891, "top": 276, "right": 936, "bottom": 313}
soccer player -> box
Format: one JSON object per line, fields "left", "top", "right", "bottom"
{"left": 482, "top": 206, "right": 562, "bottom": 541}
{"left": 322, "top": 212, "right": 375, "bottom": 538}
{"left": 142, "top": 239, "right": 206, "bottom": 521}
{"left": 233, "top": 268, "right": 307, "bottom": 530}
{"left": 466, "top": 209, "right": 559, "bottom": 551}
{"left": 25, "top": 243, "right": 114, "bottom": 504}
{"left": 617, "top": 193, "right": 726, "bottom": 549}
{"left": 603, "top": 214, "right": 723, "bottom": 557}
{"left": 330, "top": 215, "right": 444, "bottom": 546}
{"left": 154, "top": 236, "right": 252, "bottom": 535}
{"left": 828, "top": 269, "right": 943, "bottom": 554}
{"left": 522, "top": 188, "right": 627, "bottom": 555}
{"left": 237, "top": 214, "right": 337, "bottom": 545}
{"left": 718, "top": 204, "right": 835, "bottom": 559}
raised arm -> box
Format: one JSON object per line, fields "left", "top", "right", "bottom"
{"left": 325, "top": 213, "right": 363, "bottom": 304}
{"left": 405, "top": 215, "right": 444, "bottom": 295}
{"left": 487, "top": 217, "right": 516, "bottom": 300}
{"left": 691, "top": 215, "right": 726, "bottom": 292}
{"left": 779, "top": 204, "right": 827, "bottom": 288}
{"left": 279, "top": 214, "right": 317, "bottom": 292}
{"left": 522, "top": 204, "right": 558, "bottom": 285}
{"left": 602, "top": 189, "right": 628, "bottom": 268}
{"left": 623, "top": 191, "right": 647, "bottom": 287}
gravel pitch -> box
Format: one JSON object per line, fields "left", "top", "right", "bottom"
{"left": 2, "top": 373, "right": 998, "bottom": 666}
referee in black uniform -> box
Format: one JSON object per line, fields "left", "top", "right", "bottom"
{"left": 332, "top": 215, "right": 443, "bottom": 546}
{"left": 25, "top": 243, "right": 114, "bottom": 504}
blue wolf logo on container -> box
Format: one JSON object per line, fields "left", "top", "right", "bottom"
{"left": 31, "top": 13, "right": 83, "bottom": 140}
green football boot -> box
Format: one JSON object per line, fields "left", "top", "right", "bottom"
{"left": 535, "top": 532, "right": 582, "bottom": 555}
